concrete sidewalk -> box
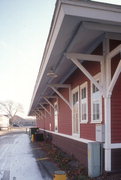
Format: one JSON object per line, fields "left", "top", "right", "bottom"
{"left": 31, "top": 142, "right": 60, "bottom": 179}
{"left": 0, "top": 130, "right": 51, "bottom": 180}
{"left": 0, "top": 128, "right": 27, "bottom": 136}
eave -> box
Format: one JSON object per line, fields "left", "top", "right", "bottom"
{"left": 28, "top": 0, "right": 121, "bottom": 115}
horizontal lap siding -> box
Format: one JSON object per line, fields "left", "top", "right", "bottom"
{"left": 36, "top": 106, "right": 54, "bottom": 131}
{"left": 67, "top": 62, "right": 100, "bottom": 90}
{"left": 67, "top": 61, "right": 101, "bottom": 141}
{"left": 37, "top": 117, "right": 44, "bottom": 129}
{"left": 37, "top": 46, "right": 103, "bottom": 140}
{"left": 45, "top": 106, "right": 55, "bottom": 131}
{"left": 111, "top": 43, "right": 121, "bottom": 143}
{"left": 80, "top": 124, "right": 95, "bottom": 140}
{"left": 58, "top": 88, "right": 72, "bottom": 135}
{"left": 111, "top": 75, "right": 121, "bottom": 143}
{"left": 45, "top": 108, "right": 51, "bottom": 131}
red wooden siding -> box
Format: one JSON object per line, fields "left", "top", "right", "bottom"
{"left": 110, "top": 40, "right": 121, "bottom": 143}
{"left": 36, "top": 60, "right": 103, "bottom": 141}
{"left": 111, "top": 73, "right": 121, "bottom": 143}
{"left": 67, "top": 61, "right": 102, "bottom": 141}
{"left": 58, "top": 88, "right": 72, "bottom": 135}
{"left": 36, "top": 102, "right": 55, "bottom": 131}
{"left": 80, "top": 124, "right": 95, "bottom": 140}
{"left": 36, "top": 116, "right": 45, "bottom": 129}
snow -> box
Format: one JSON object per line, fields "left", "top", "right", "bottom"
{"left": 0, "top": 132, "right": 50, "bottom": 180}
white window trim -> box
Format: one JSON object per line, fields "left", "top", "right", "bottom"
{"left": 91, "top": 73, "right": 102, "bottom": 123}
{"left": 72, "top": 86, "right": 80, "bottom": 138}
{"left": 80, "top": 82, "right": 88, "bottom": 124}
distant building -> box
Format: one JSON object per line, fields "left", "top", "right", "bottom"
{"left": 0, "top": 115, "right": 9, "bottom": 129}
{"left": 12, "top": 115, "right": 36, "bottom": 127}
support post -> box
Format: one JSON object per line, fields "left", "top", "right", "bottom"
{"left": 104, "top": 95, "right": 111, "bottom": 171}
{"left": 104, "top": 37, "right": 111, "bottom": 172}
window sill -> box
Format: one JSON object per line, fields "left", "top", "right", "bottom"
{"left": 72, "top": 133, "right": 80, "bottom": 138}
{"left": 91, "top": 121, "right": 102, "bottom": 124}
{"left": 80, "top": 121, "right": 88, "bottom": 124}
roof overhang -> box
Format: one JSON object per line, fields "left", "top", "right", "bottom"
{"left": 28, "top": 0, "right": 121, "bottom": 115}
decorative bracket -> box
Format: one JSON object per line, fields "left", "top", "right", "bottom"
{"left": 48, "top": 84, "right": 72, "bottom": 110}
{"left": 65, "top": 54, "right": 104, "bottom": 96}
{"left": 36, "top": 108, "right": 46, "bottom": 119}
{"left": 44, "top": 97, "right": 55, "bottom": 110}
{"left": 39, "top": 103, "right": 51, "bottom": 115}
{"left": 34, "top": 110, "right": 43, "bottom": 120}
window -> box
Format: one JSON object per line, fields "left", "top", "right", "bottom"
{"left": 72, "top": 86, "right": 80, "bottom": 137}
{"left": 91, "top": 74, "right": 102, "bottom": 123}
{"left": 54, "top": 102, "right": 58, "bottom": 132}
{"left": 80, "top": 82, "right": 88, "bottom": 123}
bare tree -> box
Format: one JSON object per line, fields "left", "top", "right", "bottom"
{"left": 0, "top": 100, "right": 24, "bottom": 125}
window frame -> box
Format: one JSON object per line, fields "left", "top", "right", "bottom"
{"left": 91, "top": 73, "right": 102, "bottom": 123}
{"left": 80, "top": 82, "right": 88, "bottom": 124}
{"left": 72, "top": 86, "right": 80, "bottom": 138}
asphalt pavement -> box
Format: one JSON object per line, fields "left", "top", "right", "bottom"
{"left": 0, "top": 129, "right": 56, "bottom": 180}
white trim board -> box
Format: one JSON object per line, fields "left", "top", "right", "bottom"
{"left": 39, "top": 128, "right": 94, "bottom": 144}
{"left": 104, "top": 143, "right": 121, "bottom": 149}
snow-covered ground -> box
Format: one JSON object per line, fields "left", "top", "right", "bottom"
{"left": 0, "top": 131, "right": 51, "bottom": 180}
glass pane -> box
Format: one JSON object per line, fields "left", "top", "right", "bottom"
{"left": 73, "top": 94, "right": 75, "bottom": 105}
{"left": 75, "top": 92, "right": 78, "bottom": 102}
{"left": 92, "top": 81, "right": 99, "bottom": 93}
{"left": 73, "top": 91, "right": 79, "bottom": 134}
{"left": 54, "top": 103, "right": 58, "bottom": 131}
{"left": 82, "top": 103, "right": 86, "bottom": 120}
{"left": 82, "top": 87, "right": 86, "bottom": 99}
{"left": 93, "top": 103, "right": 100, "bottom": 120}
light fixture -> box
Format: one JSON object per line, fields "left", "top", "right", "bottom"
{"left": 47, "top": 68, "right": 58, "bottom": 78}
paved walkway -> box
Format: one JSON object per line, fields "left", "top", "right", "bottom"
{"left": 0, "top": 130, "right": 53, "bottom": 180}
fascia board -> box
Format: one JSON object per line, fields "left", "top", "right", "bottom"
{"left": 61, "top": 0, "right": 121, "bottom": 13}
{"left": 29, "top": 3, "right": 64, "bottom": 112}
{"left": 62, "top": 1, "right": 121, "bottom": 24}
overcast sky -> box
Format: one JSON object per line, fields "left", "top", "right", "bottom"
{"left": 0, "top": 0, "right": 121, "bottom": 115}
{"left": 0, "top": 0, "right": 56, "bottom": 114}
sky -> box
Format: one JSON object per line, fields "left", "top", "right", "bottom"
{"left": 0, "top": 0, "right": 121, "bottom": 115}
{"left": 0, "top": 0, "right": 56, "bottom": 114}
